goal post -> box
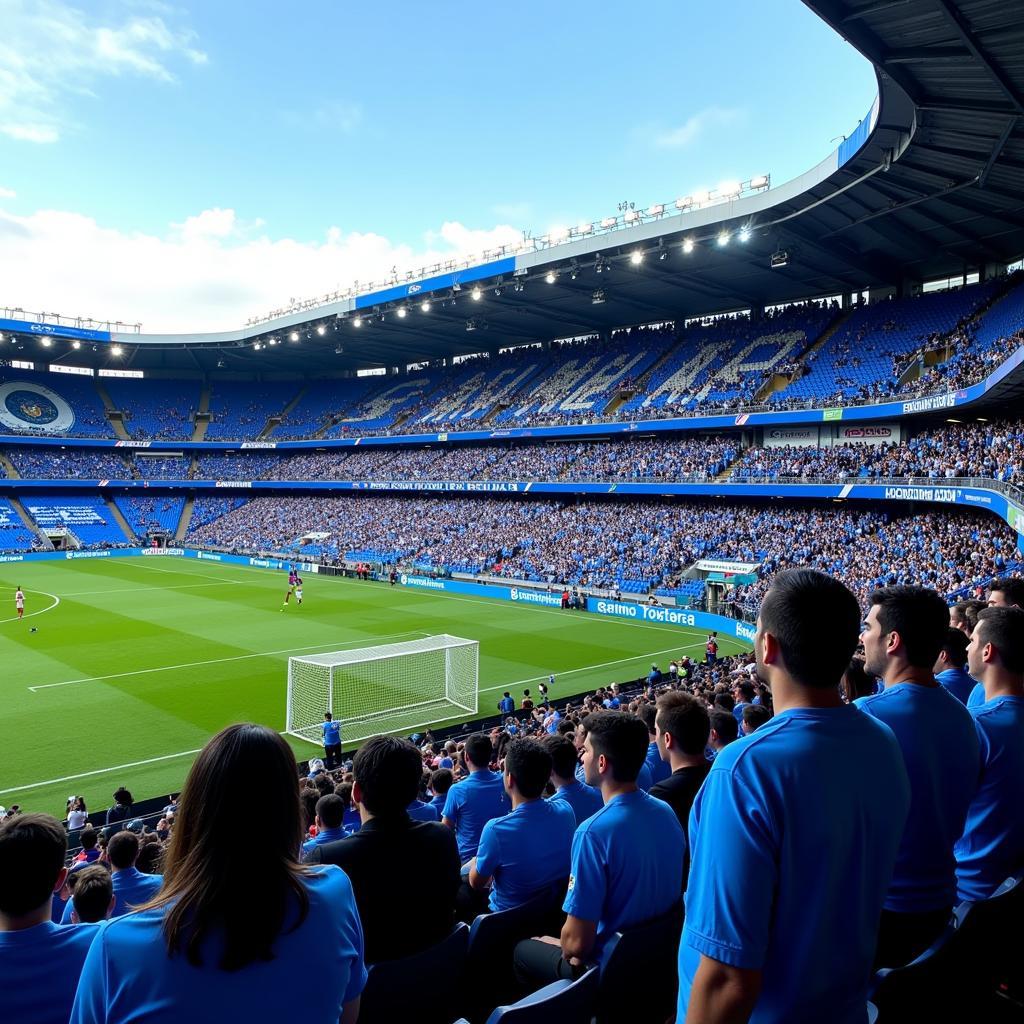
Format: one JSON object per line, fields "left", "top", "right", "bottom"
{"left": 285, "top": 634, "right": 479, "bottom": 748}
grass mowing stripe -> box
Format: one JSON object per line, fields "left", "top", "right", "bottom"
{"left": 0, "top": 589, "right": 61, "bottom": 625}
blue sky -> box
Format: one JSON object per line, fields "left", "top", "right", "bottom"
{"left": 0, "top": 0, "right": 876, "bottom": 330}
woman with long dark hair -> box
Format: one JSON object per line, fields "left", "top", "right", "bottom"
{"left": 70, "top": 724, "right": 365, "bottom": 1024}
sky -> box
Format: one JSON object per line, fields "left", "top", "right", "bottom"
{"left": 0, "top": 0, "right": 877, "bottom": 332}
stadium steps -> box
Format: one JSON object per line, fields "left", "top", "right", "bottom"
{"left": 174, "top": 495, "right": 195, "bottom": 541}
{"left": 766, "top": 307, "right": 853, "bottom": 403}
{"left": 714, "top": 452, "right": 743, "bottom": 482}
{"left": 94, "top": 380, "right": 132, "bottom": 440}
{"left": 191, "top": 385, "right": 212, "bottom": 441}
{"left": 9, "top": 497, "right": 53, "bottom": 549}
{"left": 0, "top": 452, "right": 20, "bottom": 479}
{"left": 753, "top": 372, "right": 790, "bottom": 403}
{"left": 258, "top": 386, "right": 306, "bottom": 439}
{"left": 105, "top": 498, "right": 137, "bottom": 543}
{"left": 188, "top": 454, "right": 199, "bottom": 479}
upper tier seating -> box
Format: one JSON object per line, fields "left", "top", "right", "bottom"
{"left": 206, "top": 381, "right": 296, "bottom": 440}
{"left": 103, "top": 379, "right": 200, "bottom": 440}
{"left": 0, "top": 370, "right": 112, "bottom": 437}
{"left": 4, "top": 446, "right": 131, "bottom": 479}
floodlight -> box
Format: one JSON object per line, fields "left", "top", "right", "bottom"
{"left": 420, "top": 300, "right": 431, "bottom": 312}
{"left": 750, "top": 175, "right": 769, "bottom": 189}
{"left": 648, "top": 204, "right": 664, "bottom": 217}
{"left": 601, "top": 217, "right": 617, "bottom": 228}
{"left": 41, "top": 338, "right": 51, "bottom": 347}
{"left": 353, "top": 317, "right": 363, "bottom": 327}
{"left": 739, "top": 227, "right": 751, "bottom": 242}
{"left": 675, "top": 196, "right": 693, "bottom": 210}
{"left": 397, "top": 307, "right": 407, "bottom": 318}
{"left": 471, "top": 286, "right": 482, "bottom": 300}
{"left": 111, "top": 344, "right": 123, "bottom": 356}
{"left": 254, "top": 343, "right": 262, "bottom": 350}
{"left": 719, "top": 181, "right": 742, "bottom": 198}
{"left": 550, "top": 225, "right": 569, "bottom": 242}
{"left": 545, "top": 270, "right": 557, "bottom": 284}
{"left": 316, "top": 325, "right": 326, "bottom": 335}
{"left": 682, "top": 238, "right": 695, "bottom": 254}
{"left": 630, "top": 249, "right": 643, "bottom": 265}
{"left": 290, "top": 331, "right": 299, "bottom": 341}
{"left": 72, "top": 340, "right": 81, "bottom": 349}
{"left": 718, "top": 232, "right": 730, "bottom": 246}
{"left": 576, "top": 222, "right": 593, "bottom": 235}
{"left": 624, "top": 209, "right": 639, "bottom": 222}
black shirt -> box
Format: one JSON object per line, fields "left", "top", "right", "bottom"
{"left": 308, "top": 814, "right": 461, "bottom": 964}
{"left": 649, "top": 764, "right": 711, "bottom": 830}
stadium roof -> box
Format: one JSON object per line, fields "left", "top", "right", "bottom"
{"left": 21, "top": 0, "right": 1024, "bottom": 376}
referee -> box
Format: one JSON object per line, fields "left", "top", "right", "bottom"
{"left": 322, "top": 712, "right": 341, "bottom": 769}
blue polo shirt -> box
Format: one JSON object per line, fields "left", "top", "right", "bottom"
{"left": 61, "top": 868, "right": 163, "bottom": 923}
{"left": 563, "top": 789, "right": 684, "bottom": 954}
{"left": 442, "top": 769, "right": 511, "bottom": 861}
{"left": 856, "top": 683, "right": 980, "bottom": 912}
{"left": 548, "top": 780, "right": 604, "bottom": 825}
{"left": 732, "top": 701, "right": 751, "bottom": 724}
{"left": 644, "top": 742, "right": 672, "bottom": 786}
{"left": 301, "top": 826, "right": 348, "bottom": 860}
{"left": 69, "top": 866, "right": 365, "bottom": 1024}
{"left": 407, "top": 799, "right": 440, "bottom": 822}
{"left": 679, "top": 704, "right": 911, "bottom": 1024}
{"left": 955, "top": 695, "right": 1024, "bottom": 901}
{"left": 499, "top": 696, "right": 515, "bottom": 714}
{"left": 322, "top": 720, "right": 340, "bottom": 746}
{"left": 967, "top": 682, "right": 986, "bottom": 709}
{"left": 476, "top": 799, "right": 575, "bottom": 911}
{"left": 936, "top": 667, "right": 976, "bottom": 706}
{"left": 429, "top": 793, "right": 447, "bottom": 818}
{"left": 0, "top": 919, "right": 100, "bottom": 1024}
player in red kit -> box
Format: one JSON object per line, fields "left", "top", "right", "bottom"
{"left": 15, "top": 587, "right": 25, "bottom": 619}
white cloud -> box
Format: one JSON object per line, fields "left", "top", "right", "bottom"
{"left": 0, "top": 0, "right": 207, "bottom": 144}
{"left": 653, "top": 106, "right": 742, "bottom": 149}
{"left": 0, "top": 185, "right": 16, "bottom": 198}
{"left": 0, "top": 204, "right": 524, "bottom": 333}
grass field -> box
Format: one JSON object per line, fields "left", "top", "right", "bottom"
{"left": 0, "top": 557, "right": 747, "bottom": 817}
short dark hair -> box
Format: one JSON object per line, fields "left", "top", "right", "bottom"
{"left": 0, "top": 813, "right": 67, "bottom": 916}
{"left": 656, "top": 692, "right": 711, "bottom": 756}
{"left": 72, "top": 864, "right": 113, "bottom": 923}
{"left": 742, "top": 705, "right": 772, "bottom": 732}
{"left": 709, "top": 709, "right": 739, "bottom": 745}
{"left": 581, "top": 712, "right": 648, "bottom": 783}
{"left": 464, "top": 732, "right": 493, "bottom": 769}
{"left": 504, "top": 738, "right": 553, "bottom": 799}
{"left": 734, "top": 681, "right": 756, "bottom": 702}
{"left": 870, "top": 585, "right": 950, "bottom": 669}
{"left": 79, "top": 826, "right": 97, "bottom": 851}
{"left": 977, "top": 607, "right": 1024, "bottom": 674}
{"left": 429, "top": 768, "right": 453, "bottom": 795}
{"left": 759, "top": 569, "right": 861, "bottom": 687}
{"left": 315, "top": 794, "right": 345, "bottom": 830}
{"left": 951, "top": 599, "right": 986, "bottom": 631}
{"left": 544, "top": 735, "right": 580, "bottom": 779}
{"left": 352, "top": 736, "right": 422, "bottom": 816}
{"left": 638, "top": 703, "right": 658, "bottom": 732}
{"left": 989, "top": 577, "right": 1024, "bottom": 609}
{"left": 112, "top": 787, "right": 133, "bottom": 806}
{"left": 939, "top": 626, "right": 970, "bottom": 669}
{"left": 107, "top": 830, "right": 140, "bottom": 869}
{"left": 714, "top": 692, "right": 736, "bottom": 712}
{"left": 324, "top": 712, "right": 333, "bottom": 721}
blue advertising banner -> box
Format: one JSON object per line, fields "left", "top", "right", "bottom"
{"left": 584, "top": 596, "right": 757, "bottom": 645}
{"left": 354, "top": 257, "right": 517, "bottom": 310}
{"left": 0, "top": 317, "right": 111, "bottom": 342}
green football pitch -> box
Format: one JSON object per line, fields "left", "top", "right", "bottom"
{"left": 0, "top": 557, "right": 747, "bottom": 816}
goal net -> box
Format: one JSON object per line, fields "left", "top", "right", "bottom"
{"left": 285, "top": 634, "right": 479, "bottom": 748}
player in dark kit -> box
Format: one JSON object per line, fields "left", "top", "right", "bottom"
{"left": 282, "top": 568, "right": 299, "bottom": 608}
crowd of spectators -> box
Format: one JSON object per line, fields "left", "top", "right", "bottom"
{"left": 4, "top": 447, "right": 132, "bottom": 480}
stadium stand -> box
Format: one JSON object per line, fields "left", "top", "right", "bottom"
{"left": 0, "top": 496, "right": 39, "bottom": 551}
{"left": 3, "top": 446, "right": 132, "bottom": 479}
{"left": 134, "top": 455, "right": 192, "bottom": 480}
{"left": 0, "top": 369, "right": 112, "bottom": 437}
{"left": 23, "top": 496, "right": 131, "bottom": 547}
{"left": 205, "top": 380, "right": 297, "bottom": 440}
{"left": 103, "top": 379, "right": 200, "bottom": 440}
{"left": 187, "top": 495, "right": 249, "bottom": 532}
{"left": 194, "top": 452, "right": 283, "bottom": 479}
{"left": 115, "top": 497, "right": 186, "bottom": 537}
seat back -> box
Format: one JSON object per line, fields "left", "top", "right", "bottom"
{"left": 485, "top": 967, "right": 599, "bottom": 1024}
{"left": 953, "top": 869, "right": 1024, "bottom": 1002}
{"left": 358, "top": 921, "right": 469, "bottom": 1024}
{"left": 597, "top": 899, "right": 684, "bottom": 1024}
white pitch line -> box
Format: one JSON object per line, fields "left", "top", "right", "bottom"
{"left": 7, "top": 641, "right": 715, "bottom": 796}
{"left": 60, "top": 581, "right": 246, "bottom": 597}
{"left": 114, "top": 561, "right": 267, "bottom": 587}
{"left": 27, "top": 630, "right": 432, "bottom": 692}
{"left": 0, "top": 589, "right": 61, "bottom": 626}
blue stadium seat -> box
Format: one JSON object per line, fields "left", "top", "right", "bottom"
{"left": 469, "top": 967, "right": 599, "bottom": 1024}
{"left": 359, "top": 921, "right": 469, "bottom": 1024}
{"left": 595, "top": 898, "right": 684, "bottom": 1024}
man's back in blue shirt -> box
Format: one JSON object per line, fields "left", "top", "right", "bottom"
{"left": 855, "top": 683, "right": 980, "bottom": 912}
{"left": 407, "top": 799, "right": 440, "bottom": 822}
{"left": 322, "top": 720, "right": 340, "bottom": 746}
{"left": 955, "top": 696, "right": 1024, "bottom": 900}
{"left": 548, "top": 780, "right": 603, "bottom": 825}
{"left": 563, "top": 790, "right": 684, "bottom": 954}
{"left": 477, "top": 800, "right": 576, "bottom": 911}
{"left": 301, "top": 826, "right": 348, "bottom": 859}
{"left": 61, "top": 868, "right": 163, "bottom": 923}
{"left": 0, "top": 920, "right": 99, "bottom": 1024}
{"left": 442, "top": 770, "right": 510, "bottom": 861}
{"left": 679, "top": 704, "right": 911, "bottom": 1024}
{"left": 936, "top": 667, "right": 976, "bottom": 706}
{"left": 968, "top": 682, "right": 986, "bottom": 709}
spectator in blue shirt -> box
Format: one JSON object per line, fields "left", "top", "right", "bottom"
{"left": 647, "top": 663, "right": 663, "bottom": 687}
{"left": 968, "top": 579, "right": 1024, "bottom": 709}
{"left": 0, "top": 813, "right": 101, "bottom": 1024}
{"left": 498, "top": 692, "right": 515, "bottom": 715}
{"left": 639, "top": 703, "right": 672, "bottom": 786}
{"left": 322, "top": 713, "right": 341, "bottom": 769}
{"left": 442, "top": 732, "right": 510, "bottom": 864}
{"left": 61, "top": 830, "right": 161, "bottom": 923}
{"left": 857, "top": 585, "right": 980, "bottom": 969}
{"left": 68, "top": 866, "right": 114, "bottom": 924}
{"left": 428, "top": 768, "right": 453, "bottom": 819}
{"left": 515, "top": 711, "right": 685, "bottom": 985}
{"left": 544, "top": 735, "right": 603, "bottom": 825}
{"left": 470, "top": 738, "right": 576, "bottom": 911}
{"left": 573, "top": 717, "right": 654, "bottom": 790}
{"left": 301, "top": 795, "right": 349, "bottom": 859}
{"left": 731, "top": 679, "right": 757, "bottom": 723}
{"left": 679, "top": 569, "right": 911, "bottom": 1024}
{"left": 955, "top": 607, "right": 1024, "bottom": 900}
{"left": 934, "top": 627, "right": 975, "bottom": 705}
{"left": 407, "top": 798, "right": 440, "bottom": 821}
{"left": 70, "top": 724, "right": 366, "bottom": 1024}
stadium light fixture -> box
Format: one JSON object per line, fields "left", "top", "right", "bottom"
{"left": 549, "top": 225, "right": 569, "bottom": 243}
{"left": 111, "top": 344, "right": 123, "bottom": 356}
{"left": 630, "top": 249, "right": 644, "bottom": 265}
{"left": 316, "top": 325, "right": 326, "bottom": 336}
{"left": 718, "top": 231, "right": 730, "bottom": 246}
{"left": 0, "top": 333, "right": 4, "bottom": 341}
{"left": 675, "top": 196, "right": 693, "bottom": 211}
{"left": 545, "top": 270, "right": 557, "bottom": 284}
{"left": 600, "top": 217, "right": 616, "bottom": 229}
{"left": 750, "top": 174, "right": 769, "bottom": 189}
{"left": 41, "top": 338, "right": 51, "bottom": 347}
{"left": 72, "top": 340, "right": 81, "bottom": 349}
{"left": 648, "top": 204, "right": 664, "bottom": 217}
{"left": 624, "top": 209, "right": 639, "bottom": 223}
{"left": 739, "top": 227, "right": 751, "bottom": 243}
{"left": 268, "top": 338, "right": 278, "bottom": 346}
{"left": 290, "top": 331, "right": 299, "bottom": 341}
{"left": 420, "top": 300, "right": 431, "bottom": 312}
{"left": 471, "top": 287, "right": 482, "bottom": 301}
{"left": 682, "top": 238, "right": 695, "bottom": 254}
{"left": 253, "top": 342, "right": 262, "bottom": 350}
{"left": 719, "top": 181, "right": 742, "bottom": 199}
{"left": 353, "top": 317, "right": 363, "bottom": 327}
{"left": 396, "top": 307, "right": 407, "bottom": 318}
{"left": 576, "top": 222, "right": 593, "bottom": 235}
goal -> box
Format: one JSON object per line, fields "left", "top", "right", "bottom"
{"left": 285, "top": 635, "right": 479, "bottom": 748}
